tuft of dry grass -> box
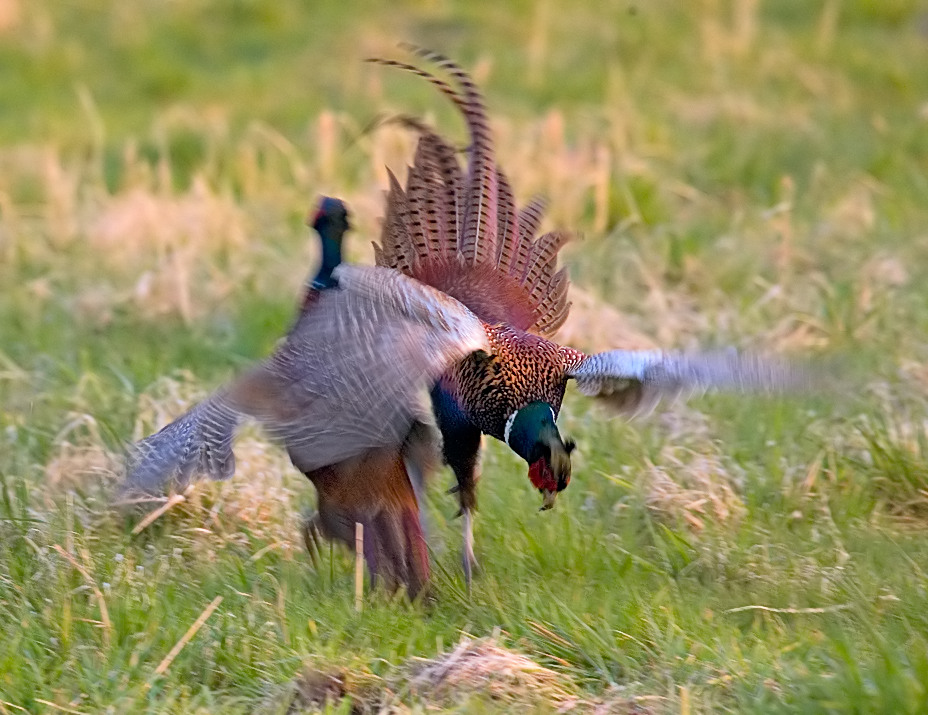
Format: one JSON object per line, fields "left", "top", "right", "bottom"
{"left": 199, "top": 434, "right": 305, "bottom": 546}
{"left": 88, "top": 180, "right": 249, "bottom": 323}
{"left": 45, "top": 441, "right": 122, "bottom": 493}
{"left": 129, "top": 378, "right": 307, "bottom": 548}
{"left": 286, "top": 636, "right": 651, "bottom": 714}
{"left": 400, "top": 635, "right": 651, "bottom": 713}
{"left": 403, "top": 635, "right": 574, "bottom": 706}
{"left": 41, "top": 375, "right": 308, "bottom": 553}
{"left": 644, "top": 445, "right": 746, "bottom": 532}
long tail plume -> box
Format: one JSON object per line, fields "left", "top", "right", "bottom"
{"left": 369, "top": 47, "right": 573, "bottom": 337}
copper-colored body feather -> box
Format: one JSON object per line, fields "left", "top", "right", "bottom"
{"left": 445, "top": 324, "right": 585, "bottom": 440}
{"left": 304, "top": 436, "right": 434, "bottom": 596}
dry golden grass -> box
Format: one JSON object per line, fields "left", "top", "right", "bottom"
{"left": 89, "top": 181, "right": 249, "bottom": 323}
{"left": 0, "top": 108, "right": 633, "bottom": 328}
{"left": 131, "top": 379, "right": 306, "bottom": 548}
{"left": 42, "top": 375, "right": 306, "bottom": 554}
{"left": 288, "top": 636, "right": 649, "bottom": 714}
{"left": 403, "top": 635, "right": 573, "bottom": 705}
{"left": 45, "top": 440, "right": 121, "bottom": 494}
{"left": 644, "top": 444, "right": 746, "bottom": 533}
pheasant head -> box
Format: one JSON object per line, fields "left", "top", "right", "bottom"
{"left": 309, "top": 196, "right": 351, "bottom": 289}
{"left": 504, "top": 401, "right": 576, "bottom": 510}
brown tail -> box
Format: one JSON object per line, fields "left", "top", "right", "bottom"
{"left": 369, "top": 48, "right": 572, "bottom": 337}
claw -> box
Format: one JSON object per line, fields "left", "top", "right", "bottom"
{"left": 539, "top": 489, "right": 557, "bottom": 511}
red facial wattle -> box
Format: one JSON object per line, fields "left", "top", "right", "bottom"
{"left": 528, "top": 459, "right": 559, "bottom": 493}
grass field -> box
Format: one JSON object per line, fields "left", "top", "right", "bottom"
{"left": 2, "top": 0, "right": 928, "bottom": 712}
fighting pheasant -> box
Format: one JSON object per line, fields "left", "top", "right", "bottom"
{"left": 127, "top": 54, "right": 804, "bottom": 598}
{"left": 370, "top": 48, "right": 804, "bottom": 582}
{"left": 125, "top": 198, "right": 489, "bottom": 596}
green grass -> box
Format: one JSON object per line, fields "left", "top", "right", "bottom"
{"left": 3, "top": 0, "right": 928, "bottom": 711}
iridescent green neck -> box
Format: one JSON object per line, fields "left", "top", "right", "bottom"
{"left": 504, "top": 401, "right": 557, "bottom": 462}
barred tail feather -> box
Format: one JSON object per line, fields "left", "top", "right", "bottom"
{"left": 534, "top": 268, "right": 570, "bottom": 335}
{"left": 416, "top": 132, "right": 464, "bottom": 250}
{"left": 404, "top": 46, "right": 498, "bottom": 267}
{"left": 522, "top": 231, "right": 571, "bottom": 288}
{"left": 373, "top": 50, "right": 572, "bottom": 338}
{"left": 384, "top": 115, "right": 465, "bottom": 245}
{"left": 365, "top": 58, "right": 465, "bottom": 112}
{"left": 494, "top": 169, "right": 519, "bottom": 271}
{"left": 511, "top": 196, "right": 548, "bottom": 279}
{"left": 379, "top": 170, "right": 418, "bottom": 273}
{"left": 410, "top": 140, "right": 446, "bottom": 257}
{"left": 405, "top": 147, "right": 432, "bottom": 264}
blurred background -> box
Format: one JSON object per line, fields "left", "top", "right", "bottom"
{"left": 2, "top": 1, "right": 928, "bottom": 712}
{"left": 2, "top": 0, "right": 926, "bottom": 341}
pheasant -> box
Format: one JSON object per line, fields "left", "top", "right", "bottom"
{"left": 124, "top": 197, "right": 490, "bottom": 596}
{"left": 370, "top": 48, "right": 805, "bottom": 583}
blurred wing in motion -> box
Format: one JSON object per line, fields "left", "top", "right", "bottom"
{"left": 566, "top": 348, "right": 808, "bottom": 417}
{"left": 125, "top": 264, "right": 489, "bottom": 494}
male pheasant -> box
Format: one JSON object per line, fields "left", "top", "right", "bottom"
{"left": 125, "top": 197, "right": 489, "bottom": 596}
{"left": 370, "top": 48, "right": 804, "bottom": 583}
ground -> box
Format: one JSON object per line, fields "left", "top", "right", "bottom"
{"left": 2, "top": 0, "right": 928, "bottom": 712}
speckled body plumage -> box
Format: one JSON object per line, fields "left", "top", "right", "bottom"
{"left": 445, "top": 324, "right": 584, "bottom": 441}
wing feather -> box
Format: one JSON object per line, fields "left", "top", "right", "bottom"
{"left": 125, "top": 266, "right": 489, "bottom": 493}
{"left": 566, "top": 349, "right": 807, "bottom": 417}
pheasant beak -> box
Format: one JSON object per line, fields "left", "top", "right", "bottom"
{"left": 540, "top": 489, "right": 557, "bottom": 511}
{"left": 529, "top": 427, "right": 576, "bottom": 511}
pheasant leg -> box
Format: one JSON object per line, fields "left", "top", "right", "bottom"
{"left": 432, "top": 386, "right": 483, "bottom": 590}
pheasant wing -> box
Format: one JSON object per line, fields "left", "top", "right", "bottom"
{"left": 566, "top": 349, "right": 807, "bottom": 417}
{"left": 125, "top": 265, "right": 488, "bottom": 493}
{"left": 265, "top": 264, "right": 489, "bottom": 473}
